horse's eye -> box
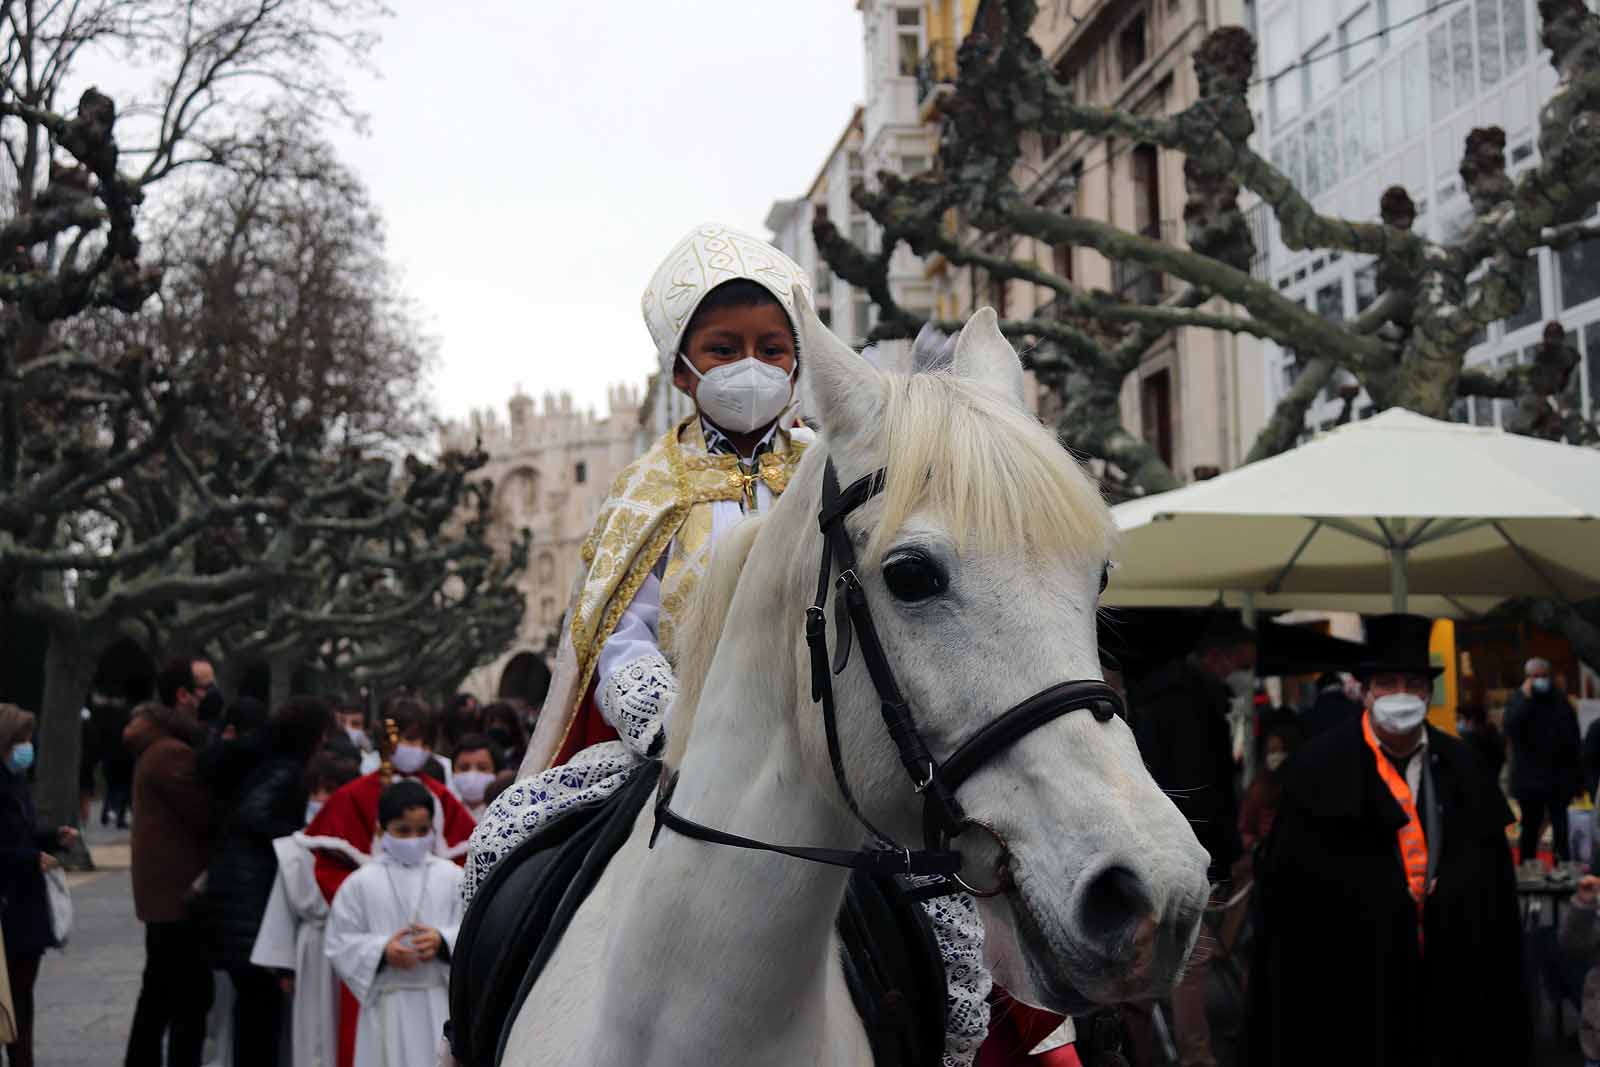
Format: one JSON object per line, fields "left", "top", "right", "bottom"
{"left": 883, "top": 553, "right": 947, "bottom": 602}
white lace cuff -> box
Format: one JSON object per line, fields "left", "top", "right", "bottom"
{"left": 598, "top": 651, "right": 677, "bottom": 760}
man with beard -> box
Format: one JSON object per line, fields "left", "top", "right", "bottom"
{"left": 1247, "top": 614, "right": 1529, "bottom": 1066}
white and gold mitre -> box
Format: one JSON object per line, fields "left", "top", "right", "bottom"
{"left": 641, "top": 222, "right": 812, "bottom": 378}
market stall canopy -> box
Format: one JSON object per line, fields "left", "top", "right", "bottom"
{"left": 1106, "top": 409, "right": 1600, "bottom": 616}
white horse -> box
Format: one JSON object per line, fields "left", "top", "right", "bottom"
{"left": 502, "top": 298, "right": 1211, "bottom": 1066}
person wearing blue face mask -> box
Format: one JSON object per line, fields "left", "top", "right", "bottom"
{"left": 1506, "top": 655, "right": 1583, "bottom": 865}
{"left": 0, "top": 703, "right": 79, "bottom": 1067}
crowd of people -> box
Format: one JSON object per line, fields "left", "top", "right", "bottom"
{"left": 14, "top": 655, "right": 533, "bottom": 1067}
{"left": 1119, "top": 612, "right": 1600, "bottom": 1067}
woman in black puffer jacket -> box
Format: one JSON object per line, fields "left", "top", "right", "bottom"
{"left": 201, "top": 696, "right": 332, "bottom": 1067}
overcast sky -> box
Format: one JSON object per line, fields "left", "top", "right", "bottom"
{"left": 326, "top": 2, "right": 866, "bottom": 430}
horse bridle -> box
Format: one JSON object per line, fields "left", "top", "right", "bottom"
{"left": 652, "top": 457, "right": 1124, "bottom": 898}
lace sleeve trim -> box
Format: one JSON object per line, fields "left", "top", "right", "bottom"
{"left": 598, "top": 651, "right": 677, "bottom": 760}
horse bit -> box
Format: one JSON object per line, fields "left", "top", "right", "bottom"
{"left": 652, "top": 457, "right": 1123, "bottom": 898}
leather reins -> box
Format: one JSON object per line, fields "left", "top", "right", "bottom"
{"left": 652, "top": 457, "right": 1123, "bottom": 898}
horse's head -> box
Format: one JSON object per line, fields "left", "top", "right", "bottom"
{"left": 789, "top": 295, "right": 1211, "bottom": 1009}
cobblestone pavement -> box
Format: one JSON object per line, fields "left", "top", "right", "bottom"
{"left": 35, "top": 811, "right": 140, "bottom": 1067}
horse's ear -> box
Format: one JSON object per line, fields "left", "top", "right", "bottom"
{"left": 953, "top": 307, "right": 1027, "bottom": 407}
{"left": 796, "top": 288, "right": 884, "bottom": 445}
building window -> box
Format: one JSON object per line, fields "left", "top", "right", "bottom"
{"left": 1403, "top": 44, "right": 1428, "bottom": 143}
{"left": 901, "top": 154, "right": 928, "bottom": 176}
{"left": 1451, "top": 9, "right": 1475, "bottom": 110}
{"left": 1336, "top": 92, "right": 1358, "bottom": 181}
{"left": 1340, "top": 5, "right": 1380, "bottom": 75}
{"left": 1384, "top": 0, "right": 1426, "bottom": 43}
{"left": 1504, "top": 0, "right": 1530, "bottom": 75}
{"left": 1361, "top": 78, "right": 1382, "bottom": 166}
{"left": 1354, "top": 265, "right": 1379, "bottom": 312}
{"left": 896, "top": 7, "right": 922, "bottom": 77}
{"left": 1586, "top": 321, "right": 1600, "bottom": 417}
{"left": 1477, "top": 0, "right": 1503, "bottom": 87}
{"left": 1505, "top": 257, "right": 1543, "bottom": 332}
{"left": 1428, "top": 23, "right": 1453, "bottom": 119}
{"left": 1559, "top": 233, "right": 1600, "bottom": 311}
{"left": 847, "top": 151, "right": 863, "bottom": 179}
{"left": 1053, "top": 242, "right": 1074, "bottom": 282}
{"left": 540, "top": 596, "right": 556, "bottom": 624}
{"left": 1131, "top": 144, "right": 1162, "bottom": 236}
{"left": 1118, "top": 12, "right": 1148, "bottom": 79}
{"left": 1272, "top": 71, "right": 1304, "bottom": 128}
{"left": 1265, "top": 8, "right": 1297, "bottom": 87}
{"left": 1307, "top": 37, "right": 1339, "bottom": 102}
{"left": 1303, "top": 114, "right": 1325, "bottom": 195}
{"left": 537, "top": 552, "right": 555, "bottom": 584}
{"left": 573, "top": 461, "right": 587, "bottom": 485}
{"left": 852, "top": 295, "right": 871, "bottom": 339}
{"left": 814, "top": 263, "right": 831, "bottom": 297}
{"left": 987, "top": 273, "right": 1009, "bottom": 317}
{"left": 1140, "top": 369, "right": 1174, "bottom": 469}
{"left": 1315, "top": 280, "right": 1345, "bottom": 321}
{"left": 850, "top": 218, "right": 870, "bottom": 250}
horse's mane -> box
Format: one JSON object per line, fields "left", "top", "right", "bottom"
{"left": 664, "top": 514, "right": 767, "bottom": 770}
{"left": 663, "top": 369, "right": 1115, "bottom": 769}
{"left": 864, "top": 372, "right": 1115, "bottom": 564}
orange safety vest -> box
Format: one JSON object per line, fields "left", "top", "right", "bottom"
{"left": 1361, "top": 712, "right": 1429, "bottom": 949}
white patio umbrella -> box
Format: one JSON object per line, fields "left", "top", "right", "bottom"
{"left": 1105, "top": 409, "right": 1600, "bottom": 618}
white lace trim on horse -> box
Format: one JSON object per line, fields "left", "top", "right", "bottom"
{"left": 461, "top": 741, "right": 641, "bottom": 902}
{"left": 912, "top": 880, "right": 991, "bottom": 1067}
{"left": 598, "top": 652, "right": 676, "bottom": 759}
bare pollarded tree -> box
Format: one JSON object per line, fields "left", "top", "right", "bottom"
{"left": 815, "top": 0, "right": 1600, "bottom": 670}
{"left": 818, "top": 0, "right": 1600, "bottom": 496}
{"left": 0, "top": 0, "right": 403, "bottom": 827}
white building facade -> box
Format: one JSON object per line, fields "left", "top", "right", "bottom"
{"left": 1253, "top": 0, "right": 1600, "bottom": 433}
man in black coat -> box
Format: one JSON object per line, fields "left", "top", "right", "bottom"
{"left": 1300, "top": 670, "right": 1363, "bottom": 738}
{"left": 1131, "top": 615, "right": 1253, "bottom": 1067}
{"left": 1247, "top": 614, "right": 1529, "bottom": 1067}
{"left": 1504, "top": 656, "right": 1582, "bottom": 862}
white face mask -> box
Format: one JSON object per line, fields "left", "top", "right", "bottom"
{"left": 452, "top": 770, "right": 495, "bottom": 805}
{"left": 345, "top": 726, "right": 368, "bottom": 749}
{"left": 1371, "top": 692, "right": 1427, "bottom": 735}
{"left": 381, "top": 832, "right": 434, "bottom": 867}
{"left": 304, "top": 799, "right": 323, "bottom": 825}
{"left": 391, "top": 743, "right": 430, "bottom": 775}
{"left": 1264, "top": 751, "right": 1287, "bottom": 773}
{"left": 685, "top": 357, "right": 794, "bottom": 435}
{"left": 1225, "top": 669, "right": 1254, "bottom": 698}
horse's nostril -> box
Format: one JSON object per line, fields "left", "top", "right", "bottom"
{"left": 1078, "top": 865, "right": 1155, "bottom": 944}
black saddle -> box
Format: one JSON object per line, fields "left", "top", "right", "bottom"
{"left": 447, "top": 767, "right": 946, "bottom": 1067}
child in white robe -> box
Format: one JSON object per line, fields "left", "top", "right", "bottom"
{"left": 325, "top": 780, "right": 463, "bottom": 1067}
{"left": 252, "top": 756, "right": 364, "bottom": 1067}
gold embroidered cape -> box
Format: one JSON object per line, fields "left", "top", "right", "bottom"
{"left": 520, "top": 417, "right": 808, "bottom": 774}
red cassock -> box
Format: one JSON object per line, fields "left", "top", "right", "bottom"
{"left": 305, "top": 770, "right": 477, "bottom": 1067}
{"left": 977, "top": 992, "right": 1082, "bottom": 1066}
{"left": 550, "top": 682, "right": 617, "bottom": 770}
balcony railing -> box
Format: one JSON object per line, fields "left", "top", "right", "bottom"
{"left": 1113, "top": 219, "right": 1180, "bottom": 305}
{"left": 916, "top": 40, "right": 957, "bottom": 110}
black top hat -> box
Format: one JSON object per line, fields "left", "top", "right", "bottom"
{"left": 1354, "top": 614, "right": 1445, "bottom": 681}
